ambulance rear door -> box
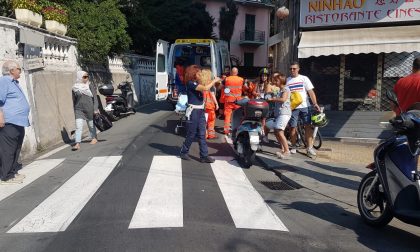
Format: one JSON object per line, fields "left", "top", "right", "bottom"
{"left": 155, "top": 39, "right": 169, "bottom": 101}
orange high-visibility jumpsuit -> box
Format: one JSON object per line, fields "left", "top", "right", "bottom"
{"left": 203, "top": 90, "right": 217, "bottom": 139}
{"left": 223, "top": 75, "right": 244, "bottom": 134}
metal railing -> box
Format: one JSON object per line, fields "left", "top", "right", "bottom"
{"left": 239, "top": 30, "right": 265, "bottom": 44}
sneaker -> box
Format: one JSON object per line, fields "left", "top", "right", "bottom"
{"left": 200, "top": 156, "right": 215, "bottom": 163}
{"left": 0, "top": 178, "right": 23, "bottom": 185}
{"left": 14, "top": 174, "right": 26, "bottom": 180}
{"left": 307, "top": 147, "right": 317, "bottom": 157}
{"left": 262, "top": 136, "right": 269, "bottom": 143}
{"left": 290, "top": 147, "right": 297, "bottom": 154}
{"left": 180, "top": 153, "right": 191, "bottom": 161}
{"left": 276, "top": 151, "right": 291, "bottom": 160}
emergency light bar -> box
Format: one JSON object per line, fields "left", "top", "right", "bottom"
{"left": 175, "top": 39, "right": 213, "bottom": 44}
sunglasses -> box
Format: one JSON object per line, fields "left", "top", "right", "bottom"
{"left": 290, "top": 68, "right": 298, "bottom": 70}
{"left": 82, "top": 75, "right": 89, "bottom": 79}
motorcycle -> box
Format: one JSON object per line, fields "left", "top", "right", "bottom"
{"left": 357, "top": 90, "right": 420, "bottom": 227}
{"left": 231, "top": 98, "right": 269, "bottom": 168}
{"left": 99, "top": 81, "right": 136, "bottom": 121}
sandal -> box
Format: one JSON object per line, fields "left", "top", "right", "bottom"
{"left": 72, "top": 143, "right": 80, "bottom": 151}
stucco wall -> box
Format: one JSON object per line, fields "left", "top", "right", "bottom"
{"left": 202, "top": 1, "right": 272, "bottom": 67}
{"left": 31, "top": 71, "right": 76, "bottom": 149}
{"left": 0, "top": 17, "right": 156, "bottom": 160}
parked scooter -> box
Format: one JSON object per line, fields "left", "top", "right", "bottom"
{"left": 231, "top": 98, "right": 269, "bottom": 168}
{"left": 357, "top": 90, "right": 420, "bottom": 227}
{"left": 99, "top": 81, "right": 136, "bottom": 121}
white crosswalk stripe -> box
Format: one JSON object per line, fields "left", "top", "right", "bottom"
{"left": 0, "top": 159, "right": 65, "bottom": 202}
{"left": 211, "top": 156, "right": 289, "bottom": 231}
{"left": 5, "top": 155, "right": 288, "bottom": 233}
{"left": 129, "top": 156, "right": 183, "bottom": 229}
{"left": 7, "top": 156, "right": 122, "bottom": 233}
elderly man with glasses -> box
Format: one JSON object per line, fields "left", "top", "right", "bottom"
{"left": 0, "top": 60, "right": 30, "bottom": 184}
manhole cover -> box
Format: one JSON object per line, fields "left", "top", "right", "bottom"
{"left": 259, "top": 180, "right": 296, "bottom": 190}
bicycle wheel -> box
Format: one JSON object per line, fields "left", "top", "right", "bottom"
{"left": 297, "top": 121, "right": 307, "bottom": 148}
{"left": 313, "top": 130, "right": 322, "bottom": 149}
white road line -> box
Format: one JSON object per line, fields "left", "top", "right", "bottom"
{"left": 7, "top": 156, "right": 122, "bottom": 233}
{"left": 0, "top": 159, "right": 65, "bottom": 202}
{"left": 129, "top": 156, "right": 183, "bottom": 229}
{"left": 211, "top": 156, "right": 288, "bottom": 231}
{"left": 36, "top": 144, "right": 70, "bottom": 160}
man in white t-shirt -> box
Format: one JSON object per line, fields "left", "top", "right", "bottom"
{"left": 286, "top": 62, "right": 320, "bottom": 157}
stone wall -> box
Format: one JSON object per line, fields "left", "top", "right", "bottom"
{"left": 0, "top": 17, "right": 78, "bottom": 158}
{"left": 0, "top": 17, "right": 156, "bottom": 159}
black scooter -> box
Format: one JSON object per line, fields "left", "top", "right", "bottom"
{"left": 357, "top": 90, "right": 420, "bottom": 227}
{"left": 99, "top": 81, "right": 136, "bottom": 121}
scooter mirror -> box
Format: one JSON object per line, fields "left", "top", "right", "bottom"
{"left": 385, "top": 89, "right": 399, "bottom": 106}
{"left": 379, "top": 121, "right": 393, "bottom": 129}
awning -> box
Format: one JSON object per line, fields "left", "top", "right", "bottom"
{"left": 298, "top": 25, "right": 420, "bottom": 58}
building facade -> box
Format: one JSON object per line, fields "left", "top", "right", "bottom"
{"left": 272, "top": 0, "right": 420, "bottom": 112}
{"left": 202, "top": 0, "right": 274, "bottom": 70}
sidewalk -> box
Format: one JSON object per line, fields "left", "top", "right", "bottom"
{"left": 254, "top": 134, "right": 377, "bottom": 208}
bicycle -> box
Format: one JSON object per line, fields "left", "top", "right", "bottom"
{"left": 286, "top": 107, "right": 323, "bottom": 150}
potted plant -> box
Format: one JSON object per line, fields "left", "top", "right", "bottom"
{"left": 40, "top": 1, "right": 68, "bottom": 35}
{"left": 12, "top": 0, "right": 43, "bottom": 28}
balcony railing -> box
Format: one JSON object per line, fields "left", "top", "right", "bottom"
{"left": 235, "top": 0, "right": 275, "bottom": 7}
{"left": 239, "top": 30, "right": 265, "bottom": 46}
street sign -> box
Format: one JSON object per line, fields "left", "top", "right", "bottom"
{"left": 23, "top": 58, "right": 45, "bottom": 71}
{"left": 23, "top": 44, "right": 44, "bottom": 70}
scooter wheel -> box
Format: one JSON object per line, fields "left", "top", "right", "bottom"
{"left": 357, "top": 171, "right": 393, "bottom": 227}
{"left": 108, "top": 111, "right": 119, "bottom": 121}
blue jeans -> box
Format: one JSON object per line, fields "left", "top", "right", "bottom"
{"left": 180, "top": 109, "right": 208, "bottom": 158}
{"left": 75, "top": 118, "right": 96, "bottom": 143}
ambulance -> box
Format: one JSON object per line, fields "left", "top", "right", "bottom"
{"left": 155, "top": 38, "right": 231, "bottom": 106}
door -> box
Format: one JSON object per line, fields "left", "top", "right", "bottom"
{"left": 217, "top": 40, "right": 231, "bottom": 75}
{"left": 155, "top": 39, "right": 169, "bottom": 101}
{"left": 343, "top": 54, "right": 378, "bottom": 111}
{"left": 245, "top": 14, "right": 255, "bottom": 41}
{"left": 210, "top": 42, "right": 218, "bottom": 78}
{"left": 244, "top": 53, "right": 254, "bottom": 67}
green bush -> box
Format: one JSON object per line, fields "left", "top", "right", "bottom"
{"left": 39, "top": 0, "right": 68, "bottom": 24}
{"left": 68, "top": 0, "right": 131, "bottom": 66}
{"left": 12, "top": 0, "right": 42, "bottom": 14}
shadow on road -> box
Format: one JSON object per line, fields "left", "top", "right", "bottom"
{"left": 286, "top": 201, "right": 420, "bottom": 251}
{"left": 305, "top": 160, "right": 366, "bottom": 178}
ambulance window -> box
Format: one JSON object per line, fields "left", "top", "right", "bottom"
{"left": 200, "top": 56, "right": 211, "bottom": 67}
{"left": 157, "top": 54, "right": 166, "bottom": 72}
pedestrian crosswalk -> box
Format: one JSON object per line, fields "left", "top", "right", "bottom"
{"left": 2, "top": 155, "right": 288, "bottom": 233}
{"left": 129, "top": 156, "right": 183, "bottom": 229}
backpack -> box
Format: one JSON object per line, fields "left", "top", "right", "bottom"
{"left": 290, "top": 91, "right": 303, "bottom": 110}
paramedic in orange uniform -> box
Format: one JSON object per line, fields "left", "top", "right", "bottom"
{"left": 223, "top": 67, "right": 244, "bottom": 134}
{"left": 242, "top": 79, "right": 258, "bottom": 99}
{"left": 201, "top": 69, "right": 219, "bottom": 139}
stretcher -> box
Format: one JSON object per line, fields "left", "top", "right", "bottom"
{"left": 174, "top": 94, "right": 188, "bottom": 135}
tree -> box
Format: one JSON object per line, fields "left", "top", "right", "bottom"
{"left": 67, "top": 0, "right": 131, "bottom": 66}
{"left": 0, "top": 0, "right": 13, "bottom": 17}
{"left": 121, "top": 0, "right": 215, "bottom": 56}
{"left": 219, "top": 0, "right": 238, "bottom": 50}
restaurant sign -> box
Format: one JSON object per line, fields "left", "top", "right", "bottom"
{"left": 300, "top": 0, "right": 420, "bottom": 28}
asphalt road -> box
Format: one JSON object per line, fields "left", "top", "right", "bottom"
{"left": 0, "top": 101, "right": 419, "bottom": 252}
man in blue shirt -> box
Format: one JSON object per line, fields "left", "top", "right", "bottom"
{"left": 0, "top": 60, "right": 30, "bottom": 184}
